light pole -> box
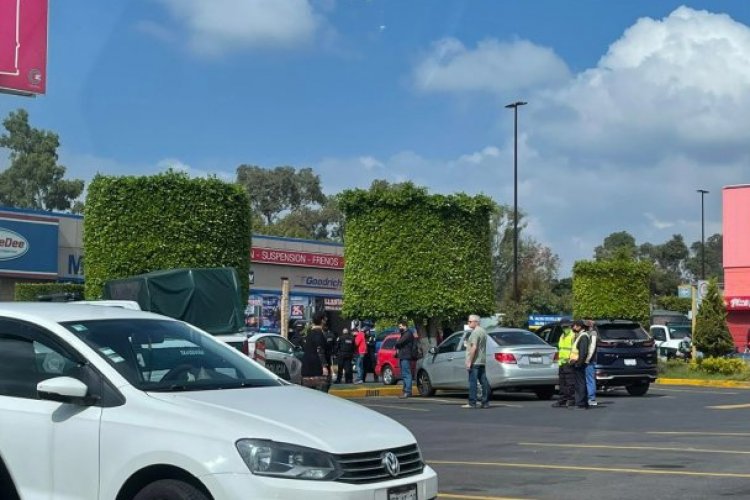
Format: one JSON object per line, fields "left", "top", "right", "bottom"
{"left": 697, "top": 189, "right": 709, "bottom": 280}
{"left": 505, "top": 101, "right": 527, "bottom": 302}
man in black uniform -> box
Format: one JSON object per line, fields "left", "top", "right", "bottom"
{"left": 335, "top": 328, "right": 355, "bottom": 384}
{"left": 570, "top": 320, "right": 591, "bottom": 409}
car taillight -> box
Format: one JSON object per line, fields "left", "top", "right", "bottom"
{"left": 241, "top": 339, "right": 249, "bottom": 356}
{"left": 598, "top": 340, "right": 617, "bottom": 348}
{"left": 494, "top": 352, "right": 517, "bottom": 364}
{"left": 641, "top": 339, "right": 655, "bottom": 347}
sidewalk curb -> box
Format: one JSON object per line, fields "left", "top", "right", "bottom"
{"left": 656, "top": 378, "right": 750, "bottom": 389}
{"left": 328, "top": 384, "right": 408, "bottom": 399}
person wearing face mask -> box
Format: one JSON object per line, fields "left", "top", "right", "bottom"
{"left": 394, "top": 320, "right": 415, "bottom": 398}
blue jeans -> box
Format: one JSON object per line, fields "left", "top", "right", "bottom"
{"left": 585, "top": 362, "right": 596, "bottom": 402}
{"left": 400, "top": 359, "right": 412, "bottom": 395}
{"left": 468, "top": 364, "right": 490, "bottom": 406}
{"left": 354, "top": 355, "right": 363, "bottom": 382}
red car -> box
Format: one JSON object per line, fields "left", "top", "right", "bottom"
{"left": 375, "top": 333, "right": 417, "bottom": 385}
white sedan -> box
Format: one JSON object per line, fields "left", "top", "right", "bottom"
{"left": 0, "top": 303, "right": 437, "bottom": 500}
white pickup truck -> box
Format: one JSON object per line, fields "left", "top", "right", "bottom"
{"left": 649, "top": 322, "right": 692, "bottom": 360}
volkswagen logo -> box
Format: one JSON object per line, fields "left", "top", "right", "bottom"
{"left": 382, "top": 451, "right": 400, "bottom": 477}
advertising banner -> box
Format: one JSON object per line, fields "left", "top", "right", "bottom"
{"left": 725, "top": 297, "right": 750, "bottom": 311}
{"left": 0, "top": 0, "right": 48, "bottom": 95}
{"left": 0, "top": 212, "right": 58, "bottom": 278}
{"left": 251, "top": 247, "right": 344, "bottom": 269}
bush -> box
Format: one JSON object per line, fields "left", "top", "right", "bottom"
{"left": 83, "top": 170, "right": 251, "bottom": 299}
{"left": 689, "top": 357, "right": 749, "bottom": 376}
{"left": 572, "top": 259, "right": 652, "bottom": 324}
{"left": 693, "top": 278, "right": 735, "bottom": 357}
{"left": 658, "top": 358, "right": 688, "bottom": 375}
{"left": 15, "top": 283, "right": 85, "bottom": 301}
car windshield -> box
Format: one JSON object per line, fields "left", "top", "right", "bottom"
{"left": 667, "top": 324, "right": 692, "bottom": 339}
{"left": 489, "top": 330, "right": 548, "bottom": 346}
{"left": 598, "top": 324, "right": 649, "bottom": 340}
{"left": 62, "top": 319, "right": 280, "bottom": 392}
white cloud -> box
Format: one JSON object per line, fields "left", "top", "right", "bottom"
{"left": 152, "top": 0, "right": 323, "bottom": 56}
{"left": 413, "top": 38, "right": 571, "bottom": 94}
{"left": 156, "top": 158, "right": 234, "bottom": 181}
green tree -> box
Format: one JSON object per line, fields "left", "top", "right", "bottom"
{"left": 339, "top": 181, "right": 494, "bottom": 339}
{"left": 236, "top": 165, "right": 326, "bottom": 225}
{"left": 686, "top": 234, "right": 723, "bottom": 282}
{"left": 0, "top": 109, "right": 84, "bottom": 211}
{"left": 594, "top": 231, "right": 637, "bottom": 261}
{"left": 693, "top": 278, "right": 734, "bottom": 357}
{"left": 640, "top": 234, "right": 689, "bottom": 297}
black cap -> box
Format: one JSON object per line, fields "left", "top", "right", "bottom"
{"left": 573, "top": 320, "right": 586, "bottom": 328}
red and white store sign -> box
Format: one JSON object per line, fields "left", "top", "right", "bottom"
{"left": 725, "top": 297, "right": 750, "bottom": 311}
{"left": 251, "top": 248, "right": 344, "bottom": 269}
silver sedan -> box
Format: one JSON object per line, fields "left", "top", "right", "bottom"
{"left": 219, "top": 333, "right": 303, "bottom": 385}
{"left": 416, "top": 328, "right": 558, "bottom": 400}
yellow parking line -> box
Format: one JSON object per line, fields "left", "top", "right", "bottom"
{"left": 363, "top": 403, "right": 430, "bottom": 412}
{"left": 707, "top": 403, "right": 750, "bottom": 410}
{"left": 439, "top": 494, "right": 533, "bottom": 500}
{"left": 429, "top": 460, "right": 750, "bottom": 478}
{"left": 519, "top": 442, "right": 750, "bottom": 455}
{"left": 652, "top": 387, "right": 738, "bottom": 395}
{"left": 648, "top": 431, "right": 750, "bottom": 437}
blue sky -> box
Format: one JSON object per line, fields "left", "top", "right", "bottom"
{"left": 2, "top": 0, "right": 749, "bottom": 276}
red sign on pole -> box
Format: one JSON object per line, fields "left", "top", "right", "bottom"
{"left": 250, "top": 248, "right": 344, "bottom": 269}
{"left": 0, "top": 0, "right": 48, "bottom": 96}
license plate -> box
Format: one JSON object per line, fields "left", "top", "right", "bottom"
{"left": 388, "top": 484, "right": 417, "bottom": 500}
{"left": 529, "top": 356, "right": 543, "bottom": 364}
{"left": 624, "top": 359, "right": 636, "bottom": 366}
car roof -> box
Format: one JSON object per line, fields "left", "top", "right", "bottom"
{"left": 0, "top": 302, "right": 172, "bottom": 323}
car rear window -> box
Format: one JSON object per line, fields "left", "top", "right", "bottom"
{"left": 597, "top": 324, "right": 649, "bottom": 340}
{"left": 489, "top": 330, "right": 548, "bottom": 346}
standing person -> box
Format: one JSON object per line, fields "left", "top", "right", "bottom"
{"left": 464, "top": 314, "right": 490, "bottom": 409}
{"left": 364, "top": 328, "right": 379, "bottom": 383}
{"left": 335, "top": 328, "right": 355, "bottom": 384}
{"left": 394, "top": 320, "right": 415, "bottom": 398}
{"left": 353, "top": 324, "right": 367, "bottom": 384}
{"left": 551, "top": 321, "right": 576, "bottom": 408}
{"left": 289, "top": 321, "right": 304, "bottom": 349}
{"left": 584, "top": 320, "right": 598, "bottom": 407}
{"left": 569, "top": 320, "right": 591, "bottom": 409}
{"left": 301, "top": 312, "right": 331, "bottom": 392}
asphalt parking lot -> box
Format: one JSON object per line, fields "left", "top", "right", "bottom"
{"left": 350, "top": 384, "right": 750, "bottom": 500}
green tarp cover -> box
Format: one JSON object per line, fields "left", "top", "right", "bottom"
{"left": 103, "top": 267, "right": 244, "bottom": 335}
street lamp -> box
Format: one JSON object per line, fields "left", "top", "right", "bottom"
{"left": 505, "top": 101, "right": 527, "bottom": 302}
{"left": 697, "top": 189, "right": 709, "bottom": 280}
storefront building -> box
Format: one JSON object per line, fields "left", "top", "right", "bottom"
{"left": 723, "top": 185, "right": 750, "bottom": 350}
{"left": 248, "top": 234, "right": 345, "bottom": 333}
{"left": 0, "top": 207, "right": 83, "bottom": 300}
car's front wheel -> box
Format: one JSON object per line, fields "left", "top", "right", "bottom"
{"left": 417, "top": 370, "right": 435, "bottom": 397}
{"left": 133, "top": 479, "right": 208, "bottom": 500}
{"left": 381, "top": 364, "right": 395, "bottom": 385}
{"left": 626, "top": 382, "right": 650, "bottom": 397}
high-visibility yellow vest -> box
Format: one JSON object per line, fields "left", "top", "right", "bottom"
{"left": 557, "top": 329, "right": 574, "bottom": 366}
{"left": 570, "top": 332, "right": 590, "bottom": 363}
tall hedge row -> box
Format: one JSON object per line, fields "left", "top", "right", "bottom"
{"left": 573, "top": 259, "right": 651, "bottom": 324}
{"left": 15, "top": 283, "right": 85, "bottom": 301}
{"left": 339, "top": 182, "right": 495, "bottom": 321}
{"left": 84, "top": 171, "right": 251, "bottom": 299}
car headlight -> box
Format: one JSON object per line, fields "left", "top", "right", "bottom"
{"left": 236, "top": 439, "right": 341, "bottom": 481}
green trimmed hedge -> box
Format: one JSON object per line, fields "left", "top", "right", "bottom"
{"left": 84, "top": 170, "right": 251, "bottom": 299}
{"left": 573, "top": 259, "right": 651, "bottom": 323}
{"left": 15, "top": 283, "right": 85, "bottom": 301}
{"left": 339, "top": 182, "right": 495, "bottom": 321}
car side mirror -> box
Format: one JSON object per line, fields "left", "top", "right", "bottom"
{"left": 428, "top": 346, "right": 437, "bottom": 355}
{"left": 37, "top": 376, "right": 97, "bottom": 406}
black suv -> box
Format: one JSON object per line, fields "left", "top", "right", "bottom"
{"left": 535, "top": 319, "right": 657, "bottom": 396}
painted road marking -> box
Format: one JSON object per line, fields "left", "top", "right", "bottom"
{"left": 707, "top": 403, "right": 750, "bottom": 410}
{"left": 519, "top": 442, "right": 750, "bottom": 455}
{"left": 651, "top": 387, "right": 738, "bottom": 395}
{"left": 363, "top": 403, "right": 430, "bottom": 412}
{"left": 648, "top": 431, "right": 750, "bottom": 437}
{"left": 430, "top": 460, "right": 750, "bottom": 478}
{"left": 439, "top": 494, "right": 533, "bottom": 500}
